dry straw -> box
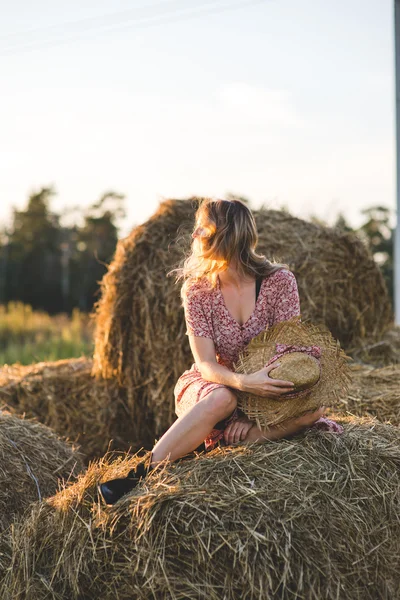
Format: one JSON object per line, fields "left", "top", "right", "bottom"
{"left": 2, "top": 419, "right": 400, "bottom": 600}
{"left": 350, "top": 325, "right": 400, "bottom": 367}
{"left": 0, "top": 411, "right": 83, "bottom": 531}
{"left": 0, "top": 411, "right": 84, "bottom": 580}
{"left": 335, "top": 362, "right": 400, "bottom": 425}
{"left": 234, "top": 316, "right": 353, "bottom": 427}
{"left": 91, "top": 198, "right": 392, "bottom": 443}
{"left": 0, "top": 358, "right": 140, "bottom": 462}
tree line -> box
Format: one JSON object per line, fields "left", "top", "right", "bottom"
{"left": 0, "top": 188, "right": 394, "bottom": 314}
{"left": 0, "top": 187, "right": 124, "bottom": 313}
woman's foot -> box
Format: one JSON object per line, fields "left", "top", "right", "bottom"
{"left": 310, "top": 417, "right": 344, "bottom": 433}
{"left": 98, "top": 455, "right": 152, "bottom": 506}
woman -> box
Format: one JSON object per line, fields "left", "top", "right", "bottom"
{"left": 99, "top": 198, "right": 338, "bottom": 505}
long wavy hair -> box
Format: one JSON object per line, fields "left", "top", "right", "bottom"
{"left": 174, "top": 198, "right": 289, "bottom": 299}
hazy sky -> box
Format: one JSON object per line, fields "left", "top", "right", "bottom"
{"left": 0, "top": 0, "right": 395, "bottom": 236}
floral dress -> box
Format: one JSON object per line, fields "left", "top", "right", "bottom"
{"left": 174, "top": 268, "right": 343, "bottom": 450}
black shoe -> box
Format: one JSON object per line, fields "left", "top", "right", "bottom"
{"left": 98, "top": 456, "right": 151, "bottom": 506}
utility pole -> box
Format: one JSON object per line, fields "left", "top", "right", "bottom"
{"left": 395, "top": 0, "right": 400, "bottom": 323}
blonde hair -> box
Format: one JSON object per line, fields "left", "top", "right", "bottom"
{"left": 174, "top": 198, "right": 289, "bottom": 299}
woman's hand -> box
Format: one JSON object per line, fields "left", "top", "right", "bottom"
{"left": 223, "top": 416, "right": 254, "bottom": 445}
{"left": 240, "top": 363, "right": 295, "bottom": 399}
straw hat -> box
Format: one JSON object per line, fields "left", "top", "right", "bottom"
{"left": 234, "top": 316, "right": 353, "bottom": 428}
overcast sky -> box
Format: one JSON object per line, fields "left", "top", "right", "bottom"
{"left": 0, "top": 0, "right": 395, "bottom": 236}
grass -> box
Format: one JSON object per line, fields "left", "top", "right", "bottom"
{"left": 0, "top": 303, "right": 94, "bottom": 365}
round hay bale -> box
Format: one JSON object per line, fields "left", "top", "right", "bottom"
{"left": 0, "top": 536, "right": 11, "bottom": 588}
{"left": 91, "top": 198, "right": 392, "bottom": 440}
{"left": 0, "top": 411, "right": 84, "bottom": 533}
{"left": 0, "top": 411, "right": 84, "bottom": 582}
{"left": 3, "top": 421, "right": 400, "bottom": 600}
{"left": 332, "top": 362, "right": 400, "bottom": 425}
{"left": 0, "top": 358, "right": 141, "bottom": 461}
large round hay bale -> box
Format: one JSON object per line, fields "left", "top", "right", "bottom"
{"left": 0, "top": 535, "right": 11, "bottom": 588}
{"left": 92, "top": 199, "right": 392, "bottom": 439}
{"left": 0, "top": 411, "right": 84, "bottom": 532}
{"left": 0, "top": 411, "right": 84, "bottom": 581}
{"left": 0, "top": 358, "right": 141, "bottom": 461}
{"left": 3, "top": 420, "right": 399, "bottom": 600}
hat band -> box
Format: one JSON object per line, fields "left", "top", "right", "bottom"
{"left": 275, "top": 343, "right": 322, "bottom": 359}
{"left": 265, "top": 343, "right": 322, "bottom": 398}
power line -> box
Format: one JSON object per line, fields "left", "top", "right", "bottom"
{"left": 0, "top": 0, "right": 190, "bottom": 42}
{"left": 1, "top": 0, "right": 271, "bottom": 56}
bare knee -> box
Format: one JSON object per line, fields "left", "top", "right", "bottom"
{"left": 202, "top": 387, "right": 237, "bottom": 421}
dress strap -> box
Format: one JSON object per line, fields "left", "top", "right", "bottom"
{"left": 256, "top": 277, "right": 263, "bottom": 301}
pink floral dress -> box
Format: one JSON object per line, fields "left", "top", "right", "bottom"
{"left": 174, "top": 268, "right": 343, "bottom": 449}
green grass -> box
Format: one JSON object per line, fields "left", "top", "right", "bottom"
{"left": 0, "top": 303, "right": 94, "bottom": 366}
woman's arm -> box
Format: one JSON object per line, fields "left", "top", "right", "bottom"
{"left": 183, "top": 285, "right": 247, "bottom": 388}
{"left": 189, "top": 336, "right": 295, "bottom": 397}
{"left": 189, "top": 335, "right": 244, "bottom": 388}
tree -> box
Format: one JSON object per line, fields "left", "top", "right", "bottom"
{"left": 2, "top": 187, "right": 125, "bottom": 314}
{"left": 6, "top": 186, "right": 63, "bottom": 312}
{"left": 0, "top": 227, "right": 10, "bottom": 305}
{"left": 355, "top": 205, "right": 394, "bottom": 304}
{"left": 69, "top": 191, "right": 125, "bottom": 311}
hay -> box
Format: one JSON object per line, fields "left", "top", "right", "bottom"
{"left": 92, "top": 199, "right": 392, "bottom": 440}
{"left": 350, "top": 325, "right": 400, "bottom": 368}
{"left": 0, "top": 411, "right": 84, "bottom": 581}
{"left": 0, "top": 411, "right": 84, "bottom": 532}
{"left": 0, "top": 358, "right": 144, "bottom": 462}
{"left": 332, "top": 362, "right": 400, "bottom": 425}
{"left": 3, "top": 419, "right": 400, "bottom": 600}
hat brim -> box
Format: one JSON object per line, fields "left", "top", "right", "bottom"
{"left": 234, "top": 316, "right": 353, "bottom": 428}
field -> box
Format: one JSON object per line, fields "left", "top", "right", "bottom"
{"left": 0, "top": 302, "right": 94, "bottom": 365}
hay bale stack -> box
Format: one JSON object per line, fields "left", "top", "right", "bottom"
{"left": 0, "top": 411, "right": 84, "bottom": 581}
{"left": 92, "top": 198, "right": 392, "bottom": 438}
{"left": 333, "top": 363, "right": 400, "bottom": 425}
{"left": 0, "top": 358, "right": 141, "bottom": 462}
{"left": 3, "top": 421, "right": 400, "bottom": 600}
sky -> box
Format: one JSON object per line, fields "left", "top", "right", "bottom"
{"left": 0, "top": 0, "right": 396, "bottom": 237}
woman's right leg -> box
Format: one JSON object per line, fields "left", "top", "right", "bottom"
{"left": 151, "top": 387, "right": 237, "bottom": 465}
